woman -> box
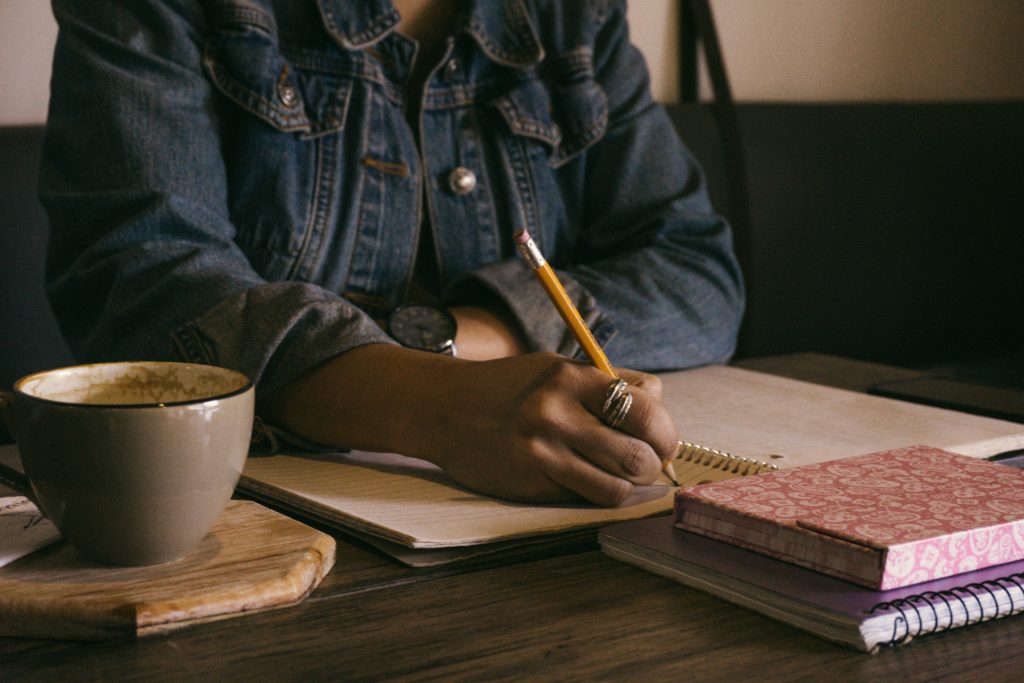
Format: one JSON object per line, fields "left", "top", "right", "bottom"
{"left": 41, "top": 0, "right": 744, "bottom": 505}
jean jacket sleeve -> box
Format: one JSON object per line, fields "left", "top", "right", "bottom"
{"left": 449, "top": 1, "right": 744, "bottom": 372}
{"left": 41, "top": 0, "right": 395, "bottom": 397}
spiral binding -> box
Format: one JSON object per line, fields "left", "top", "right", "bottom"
{"left": 869, "top": 573, "right": 1024, "bottom": 647}
{"left": 676, "top": 441, "right": 778, "bottom": 475}
{"left": 671, "top": 442, "right": 778, "bottom": 485}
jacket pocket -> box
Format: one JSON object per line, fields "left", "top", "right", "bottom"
{"left": 491, "top": 48, "right": 608, "bottom": 168}
{"left": 202, "top": 2, "right": 351, "bottom": 139}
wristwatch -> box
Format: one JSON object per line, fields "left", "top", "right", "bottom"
{"left": 387, "top": 304, "right": 458, "bottom": 356}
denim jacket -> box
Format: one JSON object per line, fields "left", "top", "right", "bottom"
{"left": 42, "top": 0, "right": 744, "bottom": 397}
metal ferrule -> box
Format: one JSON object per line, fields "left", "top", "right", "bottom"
{"left": 516, "top": 236, "right": 547, "bottom": 269}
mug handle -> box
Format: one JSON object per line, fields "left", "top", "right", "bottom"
{"left": 0, "top": 390, "right": 33, "bottom": 499}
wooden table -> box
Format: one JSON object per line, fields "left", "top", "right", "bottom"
{"left": 4, "top": 353, "right": 1023, "bottom": 681}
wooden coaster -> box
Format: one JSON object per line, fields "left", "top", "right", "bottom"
{"left": 0, "top": 500, "right": 335, "bottom": 640}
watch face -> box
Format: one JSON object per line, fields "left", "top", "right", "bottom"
{"left": 388, "top": 305, "right": 457, "bottom": 353}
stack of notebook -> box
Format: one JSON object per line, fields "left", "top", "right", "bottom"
{"left": 600, "top": 444, "right": 1024, "bottom": 653}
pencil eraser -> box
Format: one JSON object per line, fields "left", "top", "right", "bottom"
{"left": 513, "top": 228, "right": 531, "bottom": 245}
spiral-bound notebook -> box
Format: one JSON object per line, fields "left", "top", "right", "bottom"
{"left": 600, "top": 515, "right": 1024, "bottom": 653}
{"left": 239, "top": 366, "right": 1024, "bottom": 566}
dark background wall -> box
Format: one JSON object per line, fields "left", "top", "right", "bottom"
{"left": 669, "top": 102, "right": 1024, "bottom": 368}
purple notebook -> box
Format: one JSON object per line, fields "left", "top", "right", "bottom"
{"left": 599, "top": 515, "right": 1024, "bottom": 653}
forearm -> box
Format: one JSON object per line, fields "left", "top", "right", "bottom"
{"left": 259, "top": 298, "right": 531, "bottom": 449}
{"left": 258, "top": 344, "right": 456, "bottom": 460}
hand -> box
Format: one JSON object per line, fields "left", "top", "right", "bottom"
{"left": 261, "top": 346, "right": 679, "bottom": 507}
{"left": 424, "top": 353, "right": 680, "bottom": 506}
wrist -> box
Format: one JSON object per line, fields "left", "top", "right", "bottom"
{"left": 387, "top": 304, "right": 458, "bottom": 356}
{"left": 450, "top": 304, "right": 528, "bottom": 360}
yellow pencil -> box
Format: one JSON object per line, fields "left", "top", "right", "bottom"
{"left": 513, "top": 228, "right": 679, "bottom": 486}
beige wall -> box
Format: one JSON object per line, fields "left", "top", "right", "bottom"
{"left": 632, "top": 0, "right": 1024, "bottom": 103}
{"left": 0, "top": 2, "right": 59, "bottom": 126}
{"left": 2, "top": 1, "right": 1023, "bottom": 125}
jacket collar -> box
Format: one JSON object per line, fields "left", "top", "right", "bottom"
{"left": 316, "top": 0, "right": 543, "bottom": 68}
{"left": 463, "top": 0, "right": 544, "bottom": 67}
{"left": 316, "top": 0, "right": 398, "bottom": 49}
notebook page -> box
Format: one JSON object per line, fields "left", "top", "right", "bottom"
{"left": 0, "top": 497, "right": 61, "bottom": 567}
{"left": 661, "top": 365, "right": 1024, "bottom": 468}
{"left": 241, "top": 450, "right": 674, "bottom": 548}
{"left": 0, "top": 446, "right": 63, "bottom": 565}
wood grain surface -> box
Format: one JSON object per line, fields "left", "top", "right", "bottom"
{"left": 2, "top": 354, "right": 1022, "bottom": 682}
{"left": 0, "top": 500, "right": 335, "bottom": 640}
{"left": 3, "top": 547, "right": 1024, "bottom": 681}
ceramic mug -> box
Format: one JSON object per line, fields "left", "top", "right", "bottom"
{"left": 0, "top": 361, "right": 254, "bottom": 566}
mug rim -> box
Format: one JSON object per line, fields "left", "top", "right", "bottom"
{"left": 13, "top": 361, "right": 253, "bottom": 409}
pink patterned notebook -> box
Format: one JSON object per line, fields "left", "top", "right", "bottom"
{"left": 674, "top": 445, "right": 1024, "bottom": 589}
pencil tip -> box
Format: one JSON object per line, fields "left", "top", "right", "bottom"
{"left": 663, "top": 460, "right": 679, "bottom": 486}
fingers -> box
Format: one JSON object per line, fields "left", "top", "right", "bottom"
{"left": 567, "top": 411, "right": 663, "bottom": 485}
{"left": 535, "top": 362, "right": 681, "bottom": 496}
{"left": 539, "top": 384, "right": 678, "bottom": 503}
{"left": 579, "top": 374, "right": 680, "bottom": 467}
{"left": 615, "top": 384, "right": 680, "bottom": 463}
{"left": 528, "top": 368, "right": 679, "bottom": 493}
{"left": 542, "top": 446, "right": 636, "bottom": 507}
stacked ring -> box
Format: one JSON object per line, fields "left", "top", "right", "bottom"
{"left": 602, "top": 379, "right": 633, "bottom": 430}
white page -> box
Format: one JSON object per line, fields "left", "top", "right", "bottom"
{"left": 0, "top": 449, "right": 68, "bottom": 564}
{"left": 0, "top": 496, "right": 62, "bottom": 567}
{"left": 661, "top": 366, "right": 1024, "bottom": 467}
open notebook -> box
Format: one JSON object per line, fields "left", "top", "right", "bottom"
{"left": 239, "top": 365, "right": 1024, "bottom": 565}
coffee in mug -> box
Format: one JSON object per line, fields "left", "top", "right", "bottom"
{"left": 0, "top": 361, "right": 254, "bottom": 565}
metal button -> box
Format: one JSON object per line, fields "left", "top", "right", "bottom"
{"left": 447, "top": 167, "right": 477, "bottom": 195}
{"left": 445, "top": 58, "right": 459, "bottom": 75}
{"left": 278, "top": 83, "right": 299, "bottom": 108}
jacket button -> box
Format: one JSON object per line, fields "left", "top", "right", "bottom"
{"left": 278, "top": 83, "right": 299, "bottom": 108}
{"left": 447, "top": 167, "right": 477, "bottom": 195}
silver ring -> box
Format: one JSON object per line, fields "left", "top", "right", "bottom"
{"left": 602, "top": 379, "right": 632, "bottom": 429}
{"left": 609, "top": 391, "right": 632, "bottom": 429}
{"left": 603, "top": 379, "right": 628, "bottom": 415}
